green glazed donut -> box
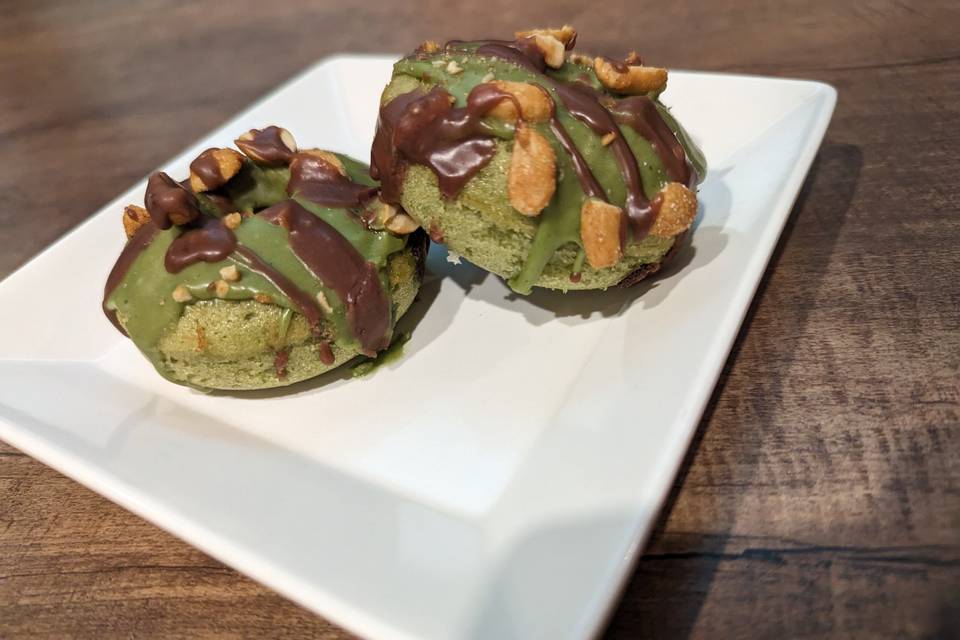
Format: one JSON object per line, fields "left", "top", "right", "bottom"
{"left": 103, "top": 126, "right": 427, "bottom": 390}
{"left": 371, "top": 26, "right": 706, "bottom": 294}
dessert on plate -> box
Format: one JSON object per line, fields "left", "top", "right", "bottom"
{"left": 372, "top": 26, "right": 706, "bottom": 294}
{"left": 103, "top": 126, "right": 427, "bottom": 390}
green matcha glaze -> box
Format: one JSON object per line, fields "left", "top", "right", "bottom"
{"left": 384, "top": 45, "right": 700, "bottom": 292}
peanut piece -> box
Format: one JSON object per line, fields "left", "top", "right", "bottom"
{"left": 515, "top": 25, "right": 577, "bottom": 48}
{"left": 172, "top": 285, "right": 192, "bottom": 303}
{"left": 122, "top": 205, "right": 151, "bottom": 239}
{"left": 580, "top": 198, "right": 624, "bottom": 269}
{"left": 219, "top": 265, "right": 240, "bottom": 282}
{"left": 223, "top": 212, "right": 242, "bottom": 229}
{"left": 508, "top": 124, "right": 557, "bottom": 216}
{"left": 650, "top": 183, "right": 698, "bottom": 237}
{"left": 385, "top": 211, "right": 420, "bottom": 234}
{"left": 299, "top": 149, "right": 346, "bottom": 176}
{"left": 189, "top": 148, "right": 243, "bottom": 192}
{"left": 488, "top": 81, "right": 552, "bottom": 123}
{"left": 530, "top": 34, "right": 565, "bottom": 68}
{"left": 594, "top": 57, "right": 668, "bottom": 94}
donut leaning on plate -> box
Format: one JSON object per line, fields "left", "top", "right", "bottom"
{"left": 103, "top": 126, "right": 427, "bottom": 390}
{"left": 371, "top": 26, "right": 706, "bottom": 294}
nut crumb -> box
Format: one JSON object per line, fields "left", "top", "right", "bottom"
{"left": 214, "top": 279, "right": 230, "bottom": 298}
{"left": 446, "top": 60, "right": 463, "bottom": 75}
{"left": 446, "top": 251, "right": 462, "bottom": 265}
{"left": 219, "top": 265, "right": 240, "bottom": 282}
{"left": 172, "top": 285, "right": 192, "bottom": 302}
{"left": 122, "top": 204, "right": 151, "bottom": 239}
{"left": 601, "top": 132, "right": 616, "bottom": 146}
{"left": 481, "top": 72, "right": 495, "bottom": 83}
{"left": 223, "top": 212, "right": 242, "bottom": 229}
{"left": 254, "top": 293, "right": 273, "bottom": 304}
{"left": 431, "top": 59, "right": 446, "bottom": 67}
{"left": 315, "top": 291, "right": 334, "bottom": 315}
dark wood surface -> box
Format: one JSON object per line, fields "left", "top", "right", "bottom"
{"left": 1, "top": 1, "right": 958, "bottom": 637}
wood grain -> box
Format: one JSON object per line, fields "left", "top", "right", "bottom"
{"left": 1, "top": 1, "right": 958, "bottom": 637}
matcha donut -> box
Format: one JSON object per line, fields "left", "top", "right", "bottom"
{"left": 103, "top": 126, "right": 428, "bottom": 390}
{"left": 371, "top": 26, "right": 707, "bottom": 294}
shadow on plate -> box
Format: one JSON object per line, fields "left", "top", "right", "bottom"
{"left": 601, "top": 142, "right": 863, "bottom": 638}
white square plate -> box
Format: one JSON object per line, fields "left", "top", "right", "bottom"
{"left": 0, "top": 55, "right": 834, "bottom": 639}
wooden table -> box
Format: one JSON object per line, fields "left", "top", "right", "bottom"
{"left": 2, "top": 1, "right": 958, "bottom": 637}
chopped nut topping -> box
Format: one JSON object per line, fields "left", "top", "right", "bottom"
{"left": 315, "top": 291, "right": 333, "bottom": 315}
{"left": 298, "top": 149, "right": 346, "bottom": 176}
{"left": 371, "top": 201, "right": 397, "bottom": 229}
{"left": 528, "top": 34, "right": 565, "bottom": 68}
{"left": 254, "top": 293, "right": 274, "bottom": 304}
{"left": 580, "top": 198, "right": 624, "bottom": 269}
{"left": 234, "top": 126, "right": 297, "bottom": 165}
{"left": 601, "top": 132, "right": 616, "bottom": 146}
{"left": 446, "top": 60, "right": 463, "bottom": 75}
{"left": 223, "top": 212, "right": 242, "bottom": 229}
{"left": 488, "top": 81, "right": 552, "bottom": 123}
{"left": 594, "top": 57, "right": 667, "bottom": 94}
{"left": 508, "top": 123, "right": 557, "bottom": 216}
{"left": 213, "top": 279, "right": 230, "bottom": 298}
{"left": 145, "top": 171, "right": 201, "bottom": 228}
{"left": 516, "top": 25, "right": 577, "bottom": 49}
{"left": 431, "top": 59, "right": 446, "bottom": 67}
{"left": 418, "top": 40, "right": 441, "bottom": 54}
{"left": 172, "top": 285, "right": 193, "bottom": 303}
{"left": 122, "top": 204, "right": 151, "bottom": 239}
{"left": 568, "top": 53, "right": 593, "bottom": 67}
{"left": 385, "top": 211, "right": 420, "bottom": 234}
{"left": 219, "top": 265, "right": 240, "bottom": 282}
{"left": 481, "top": 72, "right": 495, "bottom": 83}
{"left": 650, "top": 183, "right": 698, "bottom": 237}
{"left": 189, "top": 148, "right": 244, "bottom": 192}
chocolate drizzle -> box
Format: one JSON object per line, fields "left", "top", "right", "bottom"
{"left": 258, "top": 200, "right": 392, "bottom": 355}
{"left": 233, "top": 246, "right": 324, "bottom": 330}
{"left": 474, "top": 40, "right": 546, "bottom": 73}
{"left": 164, "top": 216, "right": 238, "bottom": 273}
{"left": 610, "top": 96, "right": 692, "bottom": 187}
{"left": 372, "top": 84, "right": 519, "bottom": 204}
{"left": 102, "top": 221, "right": 160, "bottom": 333}
{"left": 288, "top": 153, "right": 378, "bottom": 207}
{"left": 552, "top": 81, "right": 656, "bottom": 237}
{"left": 318, "top": 340, "right": 335, "bottom": 365}
{"left": 388, "top": 38, "right": 697, "bottom": 242}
